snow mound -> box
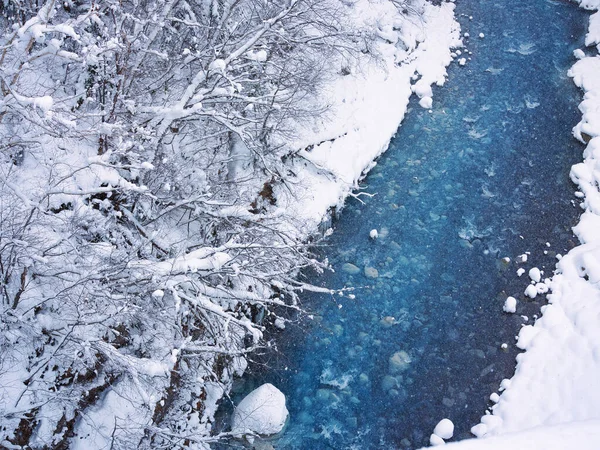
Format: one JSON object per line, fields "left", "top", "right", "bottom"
{"left": 503, "top": 296, "right": 517, "bottom": 313}
{"left": 425, "top": 419, "right": 600, "bottom": 449}
{"left": 430, "top": 433, "right": 446, "bottom": 446}
{"left": 231, "top": 383, "right": 289, "bottom": 436}
{"left": 434, "top": 418, "right": 455, "bottom": 439}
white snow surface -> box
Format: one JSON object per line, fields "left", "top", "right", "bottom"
{"left": 424, "top": 419, "right": 600, "bottom": 449}
{"left": 231, "top": 383, "right": 289, "bottom": 436}
{"left": 471, "top": 1, "right": 600, "bottom": 439}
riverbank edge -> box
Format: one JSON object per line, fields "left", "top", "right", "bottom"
{"left": 469, "top": 0, "right": 600, "bottom": 440}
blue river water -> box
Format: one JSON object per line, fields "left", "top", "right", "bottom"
{"left": 219, "top": 0, "right": 588, "bottom": 448}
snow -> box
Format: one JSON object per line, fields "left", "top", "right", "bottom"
{"left": 208, "top": 58, "right": 226, "bottom": 72}
{"left": 585, "top": 11, "right": 600, "bottom": 46}
{"left": 10, "top": 90, "right": 53, "bottom": 112}
{"left": 528, "top": 267, "right": 541, "bottom": 282}
{"left": 523, "top": 284, "right": 537, "bottom": 298}
{"left": 430, "top": 433, "right": 446, "bottom": 446}
{"left": 503, "top": 296, "right": 517, "bottom": 313}
{"left": 434, "top": 418, "right": 455, "bottom": 439}
{"left": 420, "top": 96, "right": 434, "bottom": 109}
{"left": 231, "top": 383, "right": 289, "bottom": 436}
{"left": 72, "top": 379, "right": 152, "bottom": 450}
{"left": 246, "top": 49, "right": 268, "bottom": 62}
{"left": 128, "top": 248, "right": 232, "bottom": 276}
{"left": 277, "top": 1, "right": 461, "bottom": 240}
{"left": 432, "top": 420, "right": 600, "bottom": 449}
{"left": 274, "top": 317, "right": 286, "bottom": 329}
{"left": 469, "top": 2, "right": 600, "bottom": 440}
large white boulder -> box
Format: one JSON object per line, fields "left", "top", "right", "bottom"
{"left": 231, "top": 383, "right": 288, "bottom": 436}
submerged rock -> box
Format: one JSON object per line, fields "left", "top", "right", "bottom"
{"left": 380, "top": 316, "right": 397, "bottom": 327}
{"left": 389, "top": 351, "right": 412, "bottom": 374}
{"left": 434, "top": 418, "right": 455, "bottom": 439}
{"left": 364, "top": 266, "right": 379, "bottom": 278}
{"left": 342, "top": 263, "right": 360, "bottom": 275}
{"left": 232, "top": 383, "right": 288, "bottom": 436}
{"left": 382, "top": 375, "right": 399, "bottom": 391}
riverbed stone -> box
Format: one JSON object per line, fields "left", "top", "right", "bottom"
{"left": 364, "top": 266, "right": 379, "bottom": 278}
{"left": 380, "top": 316, "right": 396, "bottom": 327}
{"left": 389, "top": 351, "right": 412, "bottom": 374}
{"left": 342, "top": 263, "right": 360, "bottom": 275}
{"left": 382, "top": 375, "right": 398, "bottom": 391}
{"left": 442, "top": 397, "right": 454, "bottom": 407}
{"left": 316, "top": 389, "right": 330, "bottom": 402}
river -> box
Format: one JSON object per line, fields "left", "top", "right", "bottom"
{"left": 221, "top": 0, "right": 588, "bottom": 448}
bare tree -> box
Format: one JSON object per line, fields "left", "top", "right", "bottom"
{"left": 0, "top": 0, "right": 369, "bottom": 447}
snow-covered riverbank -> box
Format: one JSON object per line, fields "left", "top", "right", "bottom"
{"left": 277, "top": 0, "right": 461, "bottom": 239}
{"left": 467, "top": 0, "right": 600, "bottom": 441}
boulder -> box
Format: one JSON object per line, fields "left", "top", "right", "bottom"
{"left": 231, "top": 383, "right": 288, "bottom": 436}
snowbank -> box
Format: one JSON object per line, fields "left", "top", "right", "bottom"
{"left": 422, "top": 420, "right": 600, "bottom": 450}
{"left": 277, "top": 0, "right": 461, "bottom": 237}
{"left": 231, "top": 383, "right": 289, "bottom": 436}
{"left": 470, "top": 1, "right": 600, "bottom": 438}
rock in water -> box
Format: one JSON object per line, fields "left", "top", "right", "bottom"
{"left": 232, "top": 383, "right": 288, "bottom": 436}
{"left": 434, "top": 418, "right": 454, "bottom": 439}
{"left": 389, "top": 351, "right": 411, "bottom": 373}
{"left": 364, "top": 266, "right": 379, "bottom": 278}
{"left": 430, "top": 433, "right": 445, "bottom": 446}
{"left": 342, "top": 263, "right": 361, "bottom": 275}
{"left": 503, "top": 296, "right": 517, "bottom": 313}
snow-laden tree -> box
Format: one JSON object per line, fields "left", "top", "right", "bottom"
{"left": 0, "top": 0, "right": 422, "bottom": 446}
{"left": 0, "top": 0, "right": 354, "bottom": 447}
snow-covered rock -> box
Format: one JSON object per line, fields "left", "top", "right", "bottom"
{"left": 231, "top": 383, "right": 289, "bottom": 436}
{"left": 434, "top": 418, "right": 455, "bottom": 439}
{"left": 503, "top": 296, "right": 517, "bottom": 313}
{"left": 430, "top": 433, "right": 446, "bottom": 446}
{"left": 524, "top": 284, "right": 537, "bottom": 298}
{"left": 528, "top": 267, "right": 541, "bottom": 282}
